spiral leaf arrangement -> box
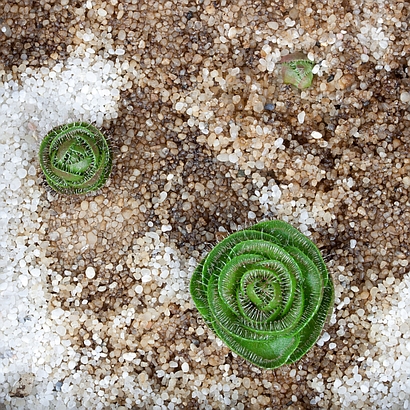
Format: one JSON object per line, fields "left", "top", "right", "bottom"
{"left": 190, "top": 220, "right": 334, "bottom": 369}
{"left": 39, "top": 122, "right": 112, "bottom": 195}
{"left": 280, "top": 52, "right": 315, "bottom": 89}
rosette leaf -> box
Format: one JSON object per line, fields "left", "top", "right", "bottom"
{"left": 280, "top": 52, "right": 315, "bottom": 89}
{"left": 190, "top": 220, "right": 334, "bottom": 369}
{"left": 39, "top": 122, "right": 112, "bottom": 195}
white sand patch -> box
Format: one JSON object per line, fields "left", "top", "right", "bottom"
{"left": 0, "top": 47, "right": 133, "bottom": 407}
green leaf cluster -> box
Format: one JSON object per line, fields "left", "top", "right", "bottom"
{"left": 280, "top": 52, "right": 315, "bottom": 89}
{"left": 39, "top": 122, "right": 112, "bottom": 195}
{"left": 190, "top": 220, "right": 334, "bottom": 369}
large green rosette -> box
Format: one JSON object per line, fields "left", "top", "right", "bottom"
{"left": 190, "top": 220, "right": 334, "bottom": 369}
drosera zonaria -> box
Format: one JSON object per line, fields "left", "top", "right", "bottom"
{"left": 280, "top": 52, "right": 315, "bottom": 90}
{"left": 38, "top": 121, "right": 113, "bottom": 195}
{"left": 190, "top": 219, "right": 334, "bottom": 369}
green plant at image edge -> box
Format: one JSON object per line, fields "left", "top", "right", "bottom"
{"left": 190, "top": 220, "right": 334, "bottom": 369}
{"left": 39, "top": 122, "right": 112, "bottom": 195}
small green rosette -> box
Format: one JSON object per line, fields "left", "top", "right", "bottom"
{"left": 280, "top": 52, "right": 315, "bottom": 89}
{"left": 39, "top": 122, "right": 112, "bottom": 195}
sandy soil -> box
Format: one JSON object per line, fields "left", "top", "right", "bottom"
{"left": 1, "top": 0, "right": 410, "bottom": 409}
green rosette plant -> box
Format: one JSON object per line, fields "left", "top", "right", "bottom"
{"left": 190, "top": 220, "right": 334, "bottom": 369}
{"left": 280, "top": 52, "right": 315, "bottom": 89}
{"left": 39, "top": 122, "right": 112, "bottom": 195}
